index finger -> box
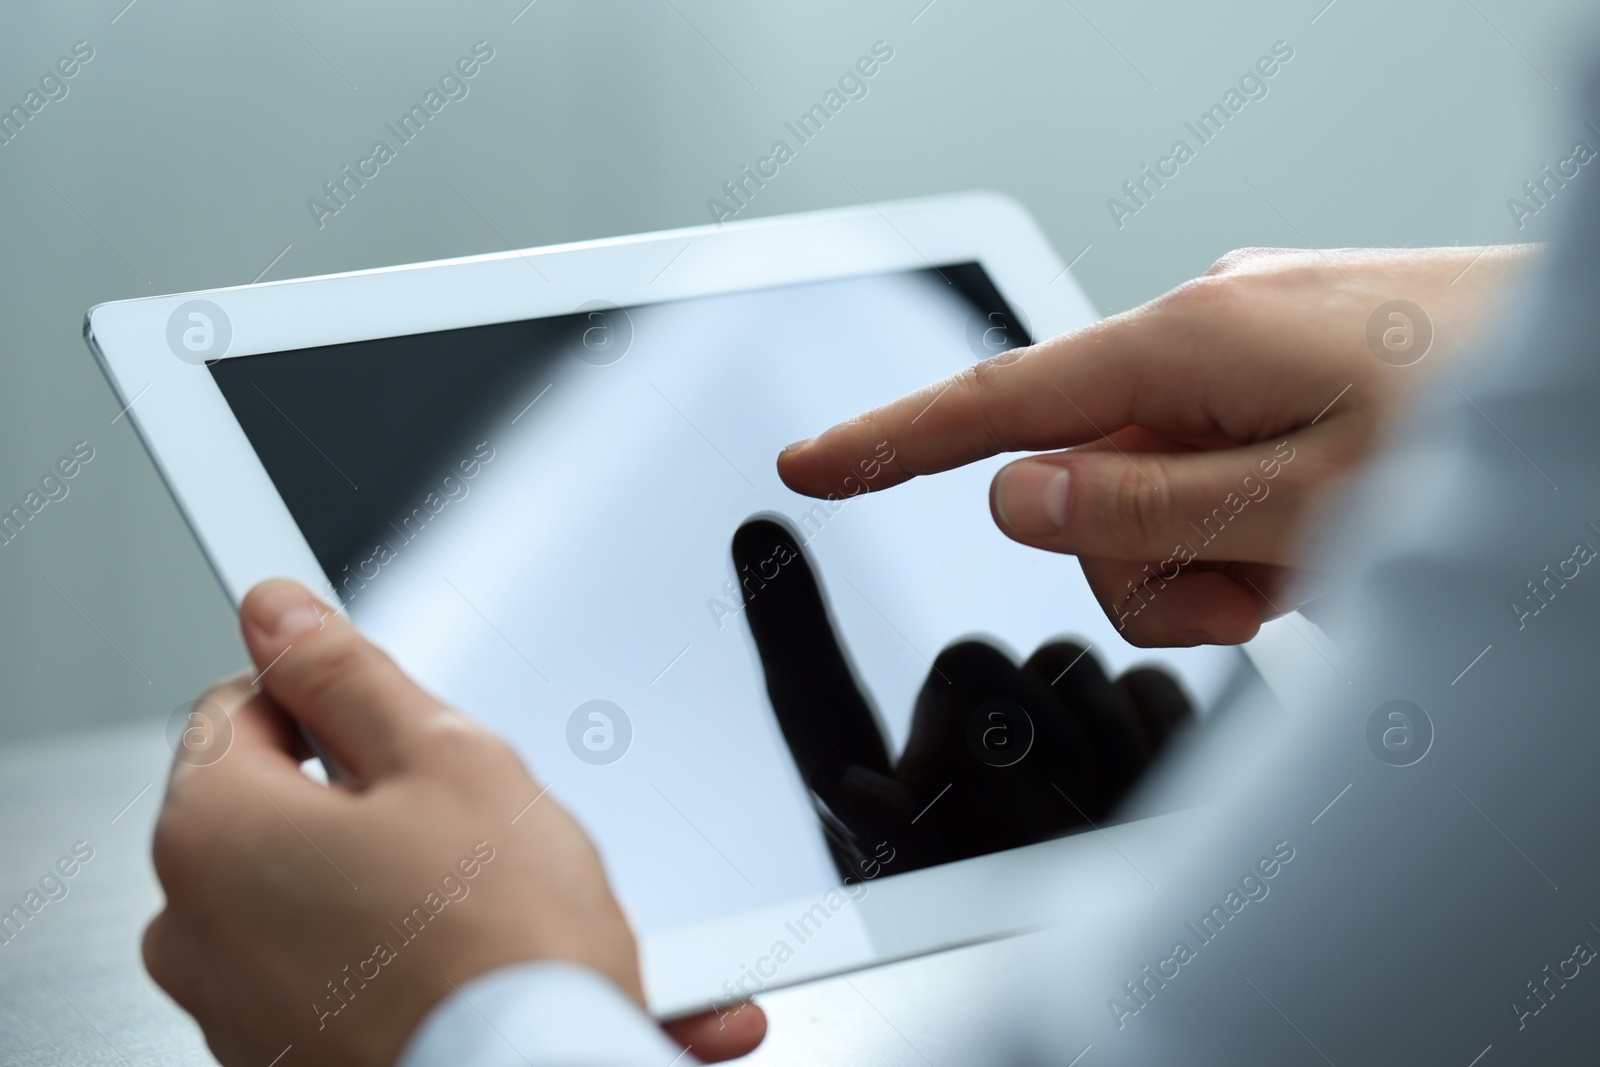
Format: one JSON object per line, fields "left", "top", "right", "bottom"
{"left": 777, "top": 311, "right": 1161, "bottom": 498}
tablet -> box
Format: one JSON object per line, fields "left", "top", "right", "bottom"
{"left": 86, "top": 191, "right": 1239, "bottom": 1017}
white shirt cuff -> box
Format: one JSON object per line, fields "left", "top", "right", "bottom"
{"left": 397, "top": 961, "right": 692, "bottom": 1067}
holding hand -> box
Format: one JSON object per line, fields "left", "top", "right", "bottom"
{"left": 144, "top": 580, "right": 764, "bottom": 1066}
{"left": 779, "top": 246, "right": 1533, "bottom": 645}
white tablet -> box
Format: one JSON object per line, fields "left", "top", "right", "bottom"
{"left": 86, "top": 191, "right": 1239, "bottom": 1017}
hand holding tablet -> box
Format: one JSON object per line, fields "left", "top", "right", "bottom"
{"left": 145, "top": 579, "right": 765, "bottom": 1066}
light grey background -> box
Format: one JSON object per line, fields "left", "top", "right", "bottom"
{"left": 1, "top": 0, "right": 1597, "bottom": 744}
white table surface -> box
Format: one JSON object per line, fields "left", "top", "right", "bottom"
{"left": 0, "top": 716, "right": 1032, "bottom": 1066}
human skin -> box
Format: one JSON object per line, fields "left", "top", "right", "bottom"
{"left": 144, "top": 246, "right": 1535, "bottom": 1066}
{"left": 143, "top": 579, "right": 765, "bottom": 1066}
{"left": 777, "top": 245, "right": 1536, "bottom": 646}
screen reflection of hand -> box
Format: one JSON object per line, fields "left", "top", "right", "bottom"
{"left": 732, "top": 517, "right": 1195, "bottom": 883}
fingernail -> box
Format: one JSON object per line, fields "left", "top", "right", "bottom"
{"left": 994, "top": 462, "right": 1071, "bottom": 536}
{"left": 1181, "top": 630, "right": 1221, "bottom": 646}
{"left": 245, "top": 579, "right": 327, "bottom": 639}
{"left": 781, "top": 437, "right": 813, "bottom": 455}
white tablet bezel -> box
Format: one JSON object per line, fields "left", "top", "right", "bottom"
{"left": 86, "top": 191, "right": 1195, "bottom": 1017}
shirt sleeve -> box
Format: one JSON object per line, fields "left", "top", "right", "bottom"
{"left": 397, "top": 962, "right": 693, "bottom": 1067}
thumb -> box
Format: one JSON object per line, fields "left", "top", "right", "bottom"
{"left": 238, "top": 579, "right": 442, "bottom": 782}
{"left": 988, "top": 439, "right": 1304, "bottom": 566}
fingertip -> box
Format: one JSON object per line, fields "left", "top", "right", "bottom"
{"left": 729, "top": 1002, "right": 769, "bottom": 1053}
{"left": 240, "top": 579, "right": 338, "bottom": 660}
{"left": 775, "top": 436, "right": 826, "bottom": 497}
{"left": 662, "top": 1003, "right": 768, "bottom": 1062}
{"left": 777, "top": 424, "right": 908, "bottom": 499}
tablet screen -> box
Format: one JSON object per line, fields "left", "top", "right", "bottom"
{"left": 209, "top": 262, "right": 1236, "bottom": 938}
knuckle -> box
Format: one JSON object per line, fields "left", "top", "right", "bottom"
{"left": 859, "top": 410, "right": 907, "bottom": 479}
{"left": 1155, "top": 274, "right": 1230, "bottom": 318}
{"left": 142, "top": 913, "right": 202, "bottom": 1013}
{"left": 1155, "top": 246, "right": 1322, "bottom": 327}
{"left": 957, "top": 363, "right": 1012, "bottom": 455}
{"left": 1155, "top": 270, "right": 1268, "bottom": 333}
{"left": 1108, "top": 462, "right": 1170, "bottom": 547}
{"left": 1204, "top": 246, "right": 1284, "bottom": 275}
{"left": 967, "top": 354, "right": 1006, "bottom": 393}
{"left": 298, "top": 631, "right": 390, "bottom": 707}
{"left": 416, "top": 713, "right": 513, "bottom": 774}
{"left": 149, "top": 813, "right": 180, "bottom": 888}
{"left": 416, "top": 713, "right": 481, "bottom": 757}
{"left": 151, "top": 773, "right": 246, "bottom": 903}
{"left": 151, "top": 772, "right": 231, "bottom": 857}
{"left": 141, "top": 914, "right": 174, "bottom": 988}
{"left": 150, "top": 804, "right": 202, "bottom": 902}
